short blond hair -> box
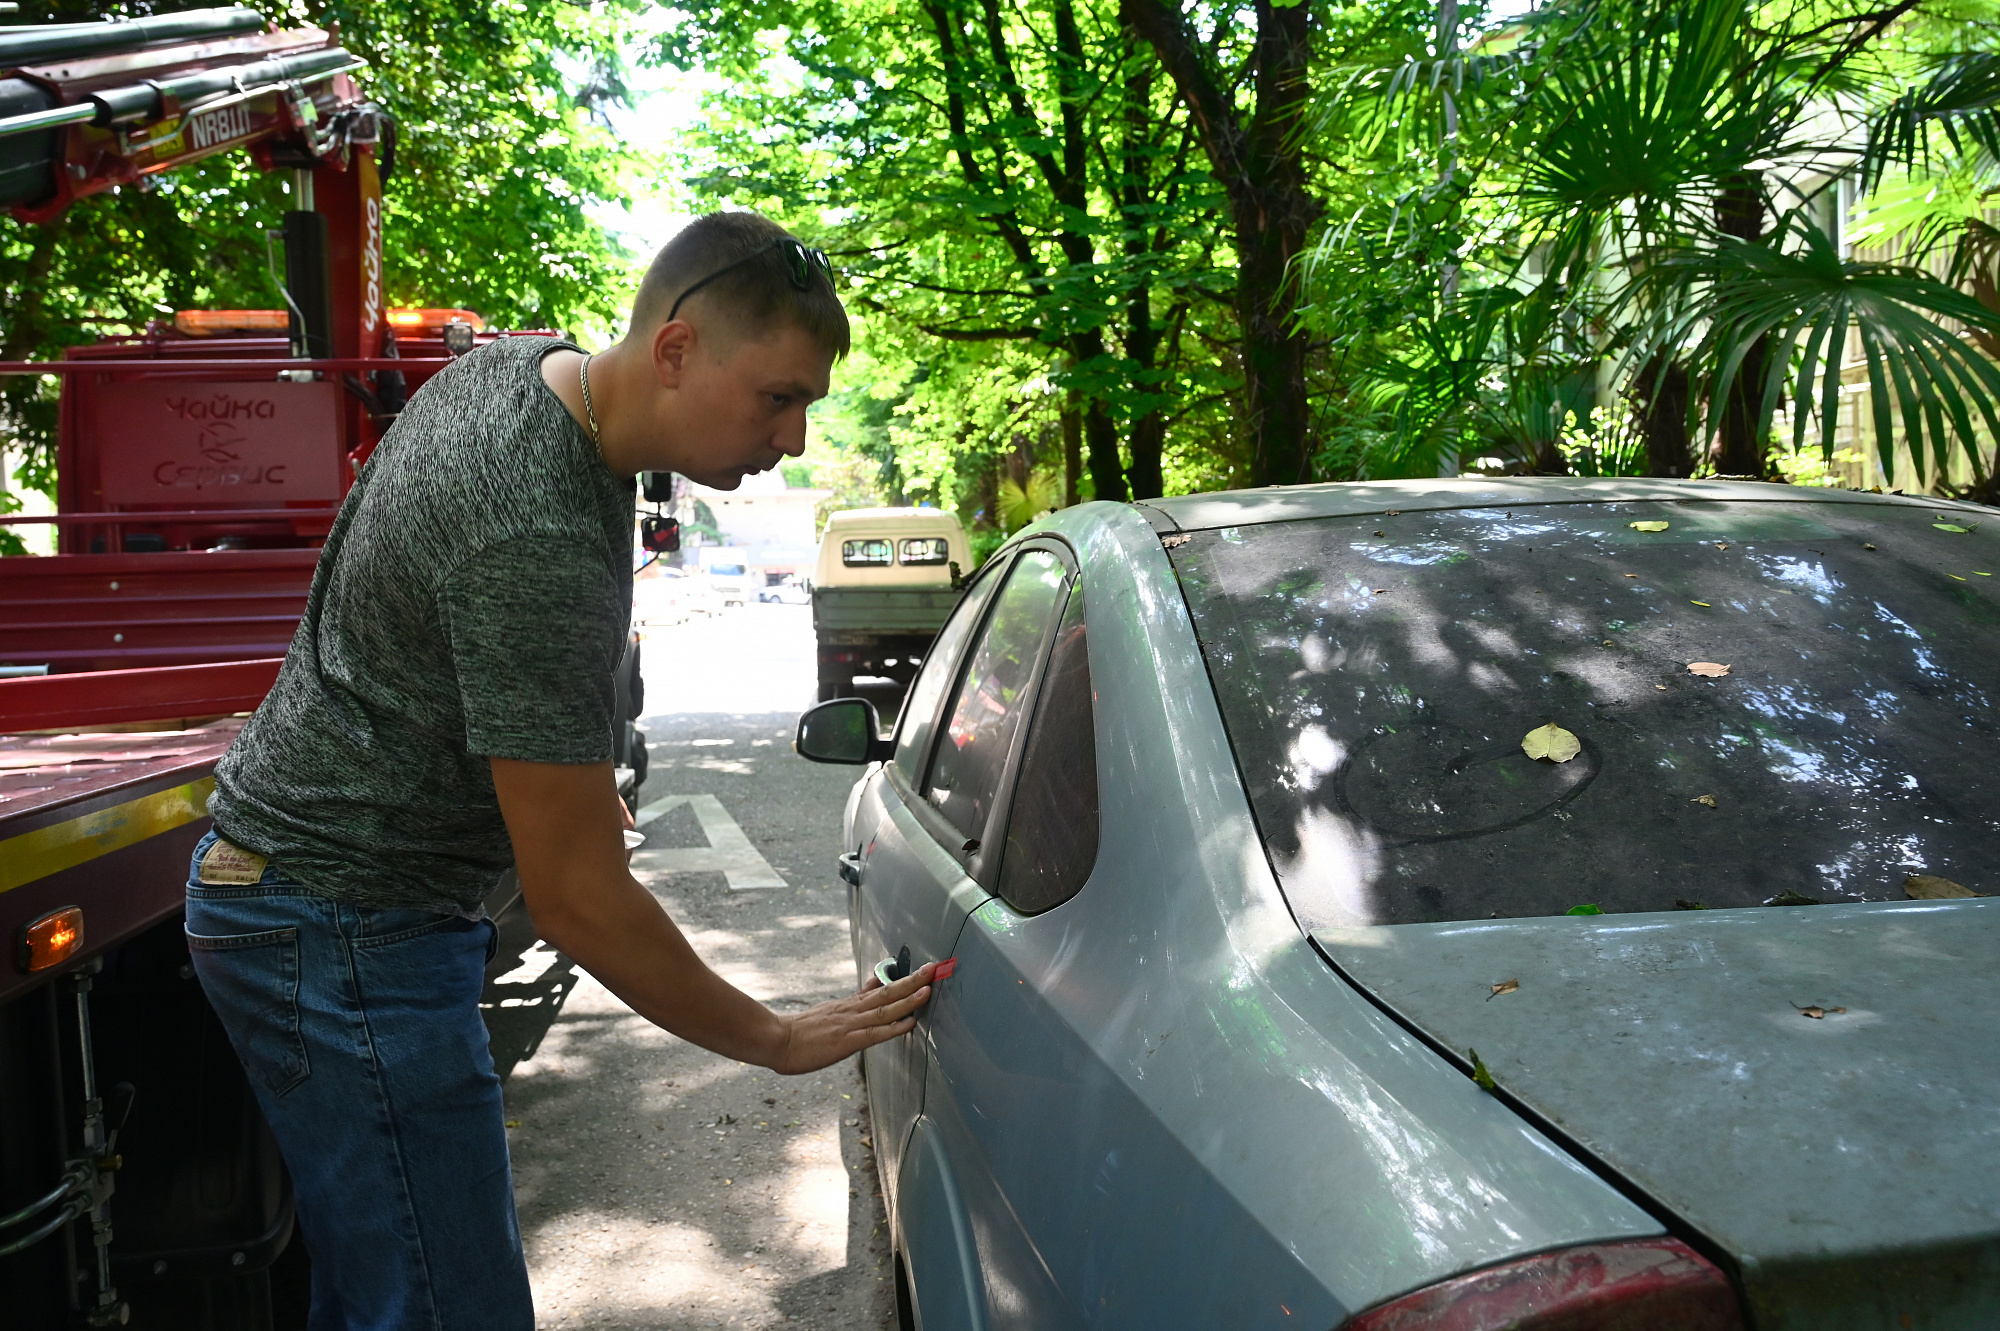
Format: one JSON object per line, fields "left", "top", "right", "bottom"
{"left": 630, "top": 212, "right": 849, "bottom": 359}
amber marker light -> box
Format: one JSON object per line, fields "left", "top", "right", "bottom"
{"left": 386, "top": 308, "right": 485, "bottom": 332}
{"left": 174, "top": 309, "right": 290, "bottom": 336}
{"left": 18, "top": 906, "right": 84, "bottom": 973}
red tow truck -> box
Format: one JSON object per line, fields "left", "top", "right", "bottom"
{"left": 0, "top": 11, "right": 644, "bottom": 1325}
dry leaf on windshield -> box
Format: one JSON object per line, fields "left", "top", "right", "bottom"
{"left": 1796, "top": 1004, "right": 1845, "bottom": 1019}
{"left": 1693, "top": 794, "right": 1717, "bottom": 807}
{"left": 1521, "top": 723, "right": 1581, "bottom": 763}
{"left": 1687, "top": 662, "right": 1731, "bottom": 677}
{"left": 1630, "top": 521, "right": 1670, "bottom": 532}
{"left": 1904, "top": 873, "right": 1980, "bottom": 899}
{"left": 1488, "top": 979, "right": 1519, "bottom": 1000}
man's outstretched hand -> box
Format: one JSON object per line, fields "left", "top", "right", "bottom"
{"left": 493, "top": 756, "right": 939, "bottom": 1075}
{"left": 771, "top": 964, "right": 936, "bottom": 1075}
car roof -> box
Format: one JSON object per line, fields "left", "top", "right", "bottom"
{"left": 1137, "top": 476, "right": 1990, "bottom": 531}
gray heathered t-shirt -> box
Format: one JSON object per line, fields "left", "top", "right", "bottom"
{"left": 210, "top": 336, "right": 634, "bottom": 916}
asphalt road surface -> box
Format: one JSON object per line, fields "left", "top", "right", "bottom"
{"left": 494, "top": 600, "right": 907, "bottom": 1330}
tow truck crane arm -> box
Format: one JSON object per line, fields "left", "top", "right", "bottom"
{"left": 0, "top": 6, "right": 374, "bottom": 221}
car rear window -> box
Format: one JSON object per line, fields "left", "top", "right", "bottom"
{"left": 901, "top": 537, "right": 950, "bottom": 565}
{"left": 1168, "top": 499, "right": 1999, "bottom": 926}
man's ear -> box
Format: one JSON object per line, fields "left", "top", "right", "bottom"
{"left": 649, "top": 318, "right": 697, "bottom": 387}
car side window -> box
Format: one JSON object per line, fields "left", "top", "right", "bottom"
{"left": 924, "top": 550, "right": 1068, "bottom": 843}
{"left": 995, "top": 584, "right": 1097, "bottom": 913}
{"left": 892, "top": 559, "right": 1007, "bottom": 787}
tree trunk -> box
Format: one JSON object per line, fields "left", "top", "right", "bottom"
{"left": 1126, "top": 414, "right": 1166, "bottom": 498}
{"left": 1236, "top": 202, "right": 1312, "bottom": 485}
{"left": 1637, "top": 355, "right": 1694, "bottom": 478}
{"left": 1079, "top": 365, "right": 1127, "bottom": 503}
{"left": 1061, "top": 392, "right": 1083, "bottom": 506}
{"left": 1122, "top": 0, "right": 1318, "bottom": 488}
{"left": 1714, "top": 175, "right": 1770, "bottom": 477}
{"left": 1121, "top": 33, "right": 1167, "bottom": 501}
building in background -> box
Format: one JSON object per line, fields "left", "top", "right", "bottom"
{"left": 684, "top": 469, "right": 830, "bottom": 584}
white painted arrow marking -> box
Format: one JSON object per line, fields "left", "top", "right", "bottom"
{"left": 631, "top": 794, "right": 787, "bottom": 890}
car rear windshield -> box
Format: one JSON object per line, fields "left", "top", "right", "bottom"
{"left": 1168, "top": 499, "right": 1999, "bottom": 926}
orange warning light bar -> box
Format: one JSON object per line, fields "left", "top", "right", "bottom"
{"left": 18, "top": 906, "right": 83, "bottom": 973}
{"left": 174, "top": 309, "right": 289, "bottom": 336}
{"left": 385, "top": 308, "right": 484, "bottom": 332}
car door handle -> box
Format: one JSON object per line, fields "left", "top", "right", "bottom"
{"left": 874, "top": 945, "right": 913, "bottom": 987}
{"left": 873, "top": 946, "right": 957, "bottom": 988}
{"left": 838, "top": 851, "right": 863, "bottom": 886}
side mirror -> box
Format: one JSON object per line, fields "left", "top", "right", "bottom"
{"left": 795, "top": 698, "right": 894, "bottom": 765}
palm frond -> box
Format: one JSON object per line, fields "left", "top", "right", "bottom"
{"left": 1861, "top": 53, "right": 2000, "bottom": 194}
{"left": 1626, "top": 218, "right": 2000, "bottom": 486}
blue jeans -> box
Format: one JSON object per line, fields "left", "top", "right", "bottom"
{"left": 185, "top": 831, "right": 534, "bottom": 1331}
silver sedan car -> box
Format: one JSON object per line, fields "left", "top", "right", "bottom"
{"left": 794, "top": 477, "right": 1999, "bottom": 1331}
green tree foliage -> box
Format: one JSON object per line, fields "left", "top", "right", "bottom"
{"left": 1315, "top": 0, "right": 2000, "bottom": 492}
{"left": 659, "top": 0, "right": 1454, "bottom": 533}
{"left": 0, "top": 0, "right": 641, "bottom": 533}
{"left": 659, "top": 0, "right": 1247, "bottom": 507}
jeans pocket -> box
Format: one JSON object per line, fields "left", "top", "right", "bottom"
{"left": 186, "top": 927, "right": 311, "bottom": 1097}
{"left": 353, "top": 910, "right": 469, "bottom": 949}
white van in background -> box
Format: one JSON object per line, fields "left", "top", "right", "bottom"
{"left": 811, "top": 508, "right": 971, "bottom": 699}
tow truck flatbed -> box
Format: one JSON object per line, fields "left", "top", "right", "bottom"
{"left": 0, "top": 719, "right": 239, "bottom": 1008}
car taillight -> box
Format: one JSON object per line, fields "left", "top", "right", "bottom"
{"left": 1340, "top": 1238, "right": 1744, "bottom": 1331}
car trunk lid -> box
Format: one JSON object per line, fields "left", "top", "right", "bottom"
{"left": 1313, "top": 899, "right": 2000, "bottom": 1331}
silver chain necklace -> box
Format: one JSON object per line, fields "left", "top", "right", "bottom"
{"left": 579, "top": 352, "right": 601, "bottom": 445}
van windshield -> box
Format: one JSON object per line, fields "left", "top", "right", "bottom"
{"left": 1168, "top": 499, "right": 1999, "bottom": 926}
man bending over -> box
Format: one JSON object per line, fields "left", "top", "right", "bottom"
{"left": 188, "top": 211, "right": 933, "bottom": 1330}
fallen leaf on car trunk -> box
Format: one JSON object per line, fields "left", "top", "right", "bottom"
{"left": 1795, "top": 1004, "right": 1846, "bottom": 1019}
{"left": 1488, "top": 979, "right": 1519, "bottom": 1000}
{"left": 1687, "top": 662, "right": 1731, "bottom": 677}
{"left": 1467, "top": 1049, "right": 1497, "bottom": 1091}
{"left": 1630, "top": 521, "right": 1670, "bottom": 532}
{"left": 1566, "top": 903, "right": 1603, "bottom": 916}
{"left": 1692, "top": 794, "right": 1717, "bottom": 807}
{"left": 1934, "top": 522, "right": 1971, "bottom": 533}
{"left": 1521, "top": 723, "right": 1581, "bottom": 763}
{"left": 1904, "top": 873, "right": 1980, "bottom": 899}
{"left": 1690, "top": 600, "right": 1713, "bottom": 607}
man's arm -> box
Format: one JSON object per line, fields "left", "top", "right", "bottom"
{"left": 491, "top": 757, "right": 930, "bottom": 1073}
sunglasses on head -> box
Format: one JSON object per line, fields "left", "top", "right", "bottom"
{"left": 666, "top": 237, "right": 835, "bottom": 323}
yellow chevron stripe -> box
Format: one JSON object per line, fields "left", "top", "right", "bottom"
{"left": 0, "top": 778, "right": 214, "bottom": 894}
